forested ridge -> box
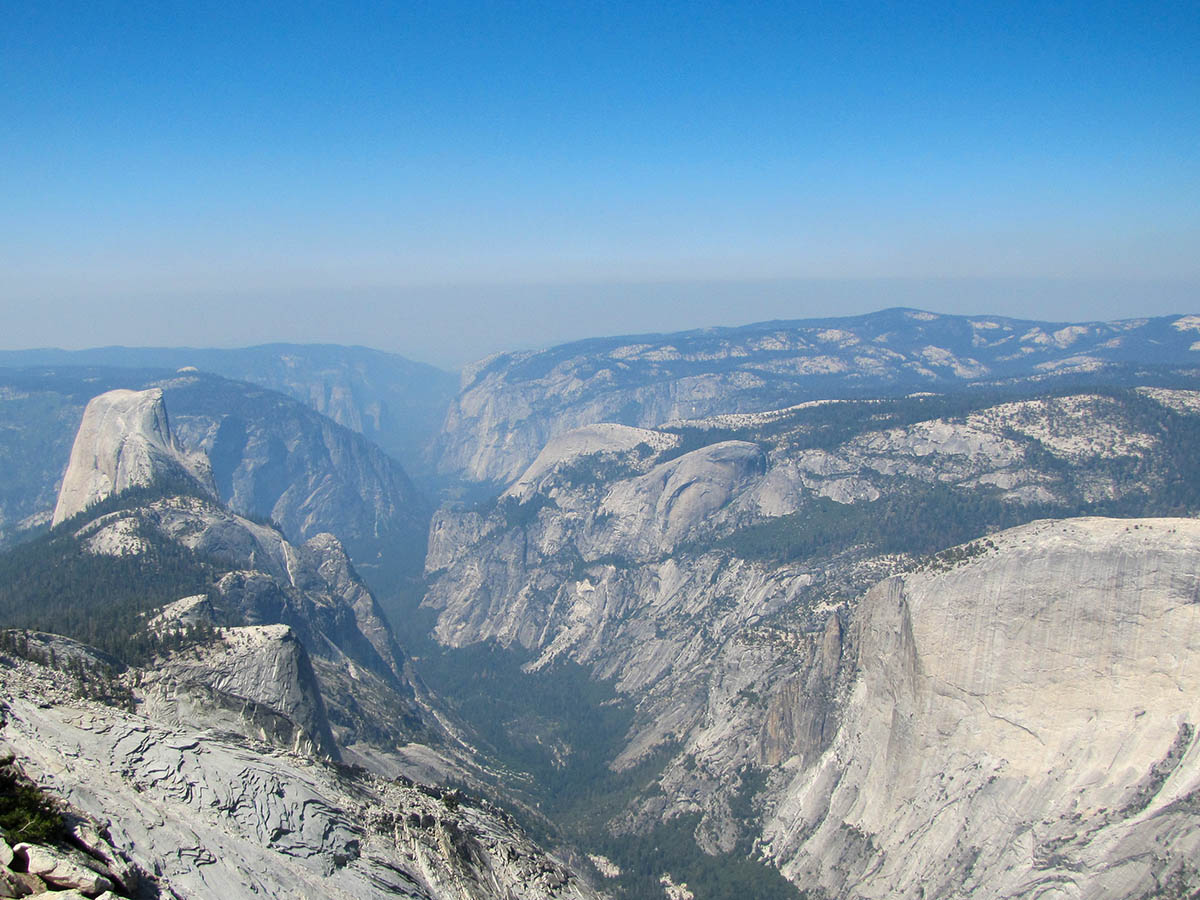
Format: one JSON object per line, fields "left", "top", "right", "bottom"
{"left": 0, "top": 483, "right": 233, "bottom": 664}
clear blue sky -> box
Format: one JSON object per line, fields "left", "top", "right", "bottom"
{"left": 2, "top": 0, "right": 1197, "bottom": 367}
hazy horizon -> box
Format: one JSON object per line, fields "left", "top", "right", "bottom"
{"left": 3, "top": 2, "right": 1196, "bottom": 368}
{"left": 1, "top": 276, "right": 1196, "bottom": 370}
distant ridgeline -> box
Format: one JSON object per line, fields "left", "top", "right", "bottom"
{"left": 0, "top": 343, "right": 458, "bottom": 476}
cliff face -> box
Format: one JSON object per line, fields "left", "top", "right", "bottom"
{"left": 138, "top": 622, "right": 340, "bottom": 760}
{"left": 51, "top": 388, "right": 215, "bottom": 525}
{"left": 423, "top": 384, "right": 1200, "bottom": 896}
{"left": 47, "top": 387, "right": 434, "bottom": 761}
{"left": 763, "top": 518, "right": 1200, "bottom": 899}
{"left": 1, "top": 370, "right": 430, "bottom": 587}
{"left": 162, "top": 372, "right": 431, "bottom": 580}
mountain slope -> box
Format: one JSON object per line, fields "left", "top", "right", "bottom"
{"left": 0, "top": 343, "right": 457, "bottom": 475}
{"left": 0, "top": 646, "right": 601, "bottom": 900}
{"left": 2, "top": 387, "right": 432, "bottom": 762}
{"left": 161, "top": 371, "right": 431, "bottom": 585}
{"left": 434, "top": 308, "right": 1200, "bottom": 484}
{"left": 0, "top": 384, "right": 607, "bottom": 900}
{"left": 421, "top": 377, "right": 1200, "bottom": 897}
{"left": 0, "top": 369, "right": 429, "bottom": 588}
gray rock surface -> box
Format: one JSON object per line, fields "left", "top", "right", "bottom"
{"left": 0, "top": 866, "right": 21, "bottom": 898}
{"left": 51, "top": 388, "right": 214, "bottom": 526}
{"left": 73, "top": 496, "right": 433, "bottom": 756}
{"left": 0, "top": 343, "right": 458, "bottom": 476}
{"left": 162, "top": 372, "right": 431, "bottom": 579}
{"left": 763, "top": 518, "right": 1200, "bottom": 899}
{"left": 139, "top": 624, "right": 339, "bottom": 759}
{"left": 0, "top": 370, "right": 430, "bottom": 587}
{"left": 0, "top": 657, "right": 601, "bottom": 900}
{"left": 13, "top": 842, "right": 113, "bottom": 894}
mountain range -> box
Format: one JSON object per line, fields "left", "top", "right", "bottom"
{"left": 2, "top": 307, "right": 1200, "bottom": 900}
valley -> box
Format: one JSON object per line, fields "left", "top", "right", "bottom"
{"left": 2, "top": 309, "right": 1200, "bottom": 899}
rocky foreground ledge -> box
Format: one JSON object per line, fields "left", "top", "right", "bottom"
{"left": 0, "top": 743, "right": 141, "bottom": 899}
{"left": 0, "top": 650, "right": 600, "bottom": 900}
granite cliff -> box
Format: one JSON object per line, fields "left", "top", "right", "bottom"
{"left": 763, "top": 518, "right": 1200, "bottom": 899}
{"left": 51, "top": 387, "right": 215, "bottom": 526}
{"left": 0, "top": 369, "right": 429, "bottom": 589}
{"left": 423, "top": 380, "right": 1200, "bottom": 897}
{"left": 0, "top": 343, "right": 457, "bottom": 475}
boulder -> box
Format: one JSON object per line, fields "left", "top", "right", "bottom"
{"left": 0, "top": 867, "right": 23, "bottom": 899}
{"left": 13, "top": 842, "right": 113, "bottom": 895}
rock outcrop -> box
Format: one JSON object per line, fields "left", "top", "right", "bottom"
{"left": 139, "top": 624, "right": 340, "bottom": 760}
{"left": 51, "top": 388, "right": 214, "bottom": 525}
{"left": 0, "top": 654, "right": 601, "bottom": 900}
{"left": 763, "top": 517, "right": 1200, "bottom": 899}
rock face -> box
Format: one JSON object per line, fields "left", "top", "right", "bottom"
{"left": 139, "top": 624, "right": 340, "bottom": 760}
{"left": 424, "top": 383, "right": 1200, "bottom": 896}
{"left": 433, "top": 308, "right": 1200, "bottom": 484}
{"left": 46, "top": 385, "right": 434, "bottom": 762}
{"left": 161, "top": 372, "right": 431, "bottom": 581}
{"left": 0, "top": 369, "right": 430, "bottom": 588}
{"left": 73, "top": 495, "right": 431, "bottom": 754}
{"left": 51, "top": 388, "right": 214, "bottom": 526}
{"left": 425, "top": 385, "right": 1188, "bottom": 669}
{"left": 0, "top": 655, "right": 601, "bottom": 900}
{"left": 763, "top": 517, "right": 1200, "bottom": 899}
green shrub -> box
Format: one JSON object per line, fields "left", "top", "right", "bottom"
{"left": 0, "top": 764, "right": 63, "bottom": 844}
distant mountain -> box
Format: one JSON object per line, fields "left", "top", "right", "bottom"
{"left": 0, "top": 368, "right": 430, "bottom": 588}
{"left": 51, "top": 386, "right": 216, "bottom": 526}
{"left": 0, "top": 343, "right": 458, "bottom": 476}
{"left": 434, "top": 307, "right": 1200, "bottom": 484}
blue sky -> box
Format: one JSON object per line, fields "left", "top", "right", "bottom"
{"left": 2, "top": 1, "right": 1197, "bottom": 366}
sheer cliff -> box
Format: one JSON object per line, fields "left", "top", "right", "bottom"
{"left": 0, "top": 369, "right": 430, "bottom": 587}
